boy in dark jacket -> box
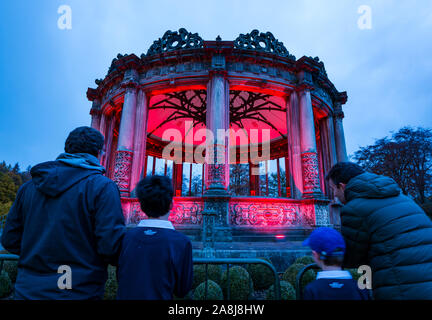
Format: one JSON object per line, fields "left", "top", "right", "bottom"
{"left": 117, "top": 175, "right": 193, "bottom": 300}
{"left": 1, "top": 126, "right": 126, "bottom": 299}
{"left": 302, "top": 227, "right": 370, "bottom": 300}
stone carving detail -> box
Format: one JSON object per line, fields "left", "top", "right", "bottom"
{"left": 229, "top": 201, "right": 301, "bottom": 226}
{"left": 314, "top": 204, "right": 330, "bottom": 226}
{"left": 127, "top": 199, "right": 203, "bottom": 225}
{"left": 300, "top": 204, "right": 316, "bottom": 226}
{"left": 113, "top": 150, "right": 133, "bottom": 192}
{"left": 301, "top": 152, "right": 321, "bottom": 193}
{"left": 146, "top": 28, "right": 204, "bottom": 56}
{"left": 234, "top": 30, "right": 295, "bottom": 60}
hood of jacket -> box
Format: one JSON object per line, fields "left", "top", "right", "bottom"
{"left": 344, "top": 172, "right": 401, "bottom": 202}
{"left": 30, "top": 153, "right": 105, "bottom": 197}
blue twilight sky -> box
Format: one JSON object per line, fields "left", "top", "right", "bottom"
{"left": 0, "top": 0, "right": 431, "bottom": 170}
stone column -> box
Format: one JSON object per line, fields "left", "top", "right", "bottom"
{"left": 204, "top": 69, "right": 230, "bottom": 195}
{"left": 130, "top": 89, "right": 148, "bottom": 196}
{"left": 286, "top": 92, "right": 303, "bottom": 199}
{"left": 297, "top": 71, "right": 323, "bottom": 198}
{"left": 202, "top": 54, "right": 231, "bottom": 242}
{"left": 334, "top": 103, "right": 348, "bottom": 162}
{"left": 104, "top": 115, "right": 116, "bottom": 171}
{"left": 90, "top": 99, "right": 101, "bottom": 131}
{"left": 113, "top": 69, "right": 138, "bottom": 196}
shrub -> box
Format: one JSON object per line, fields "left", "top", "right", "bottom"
{"left": 0, "top": 271, "right": 12, "bottom": 298}
{"left": 3, "top": 261, "right": 18, "bottom": 283}
{"left": 103, "top": 265, "right": 118, "bottom": 300}
{"left": 193, "top": 280, "right": 223, "bottom": 300}
{"left": 347, "top": 268, "right": 362, "bottom": 282}
{"left": 192, "top": 264, "right": 222, "bottom": 289}
{"left": 247, "top": 259, "right": 275, "bottom": 290}
{"left": 221, "top": 266, "right": 253, "bottom": 300}
{"left": 294, "top": 255, "right": 315, "bottom": 266}
{"left": 266, "top": 281, "right": 295, "bottom": 300}
{"left": 282, "top": 263, "right": 316, "bottom": 289}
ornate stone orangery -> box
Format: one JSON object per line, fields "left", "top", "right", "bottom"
{"left": 87, "top": 29, "right": 348, "bottom": 244}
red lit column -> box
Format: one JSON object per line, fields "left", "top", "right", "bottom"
{"left": 204, "top": 68, "right": 230, "bottom": 195}
{"left": 297, "top": 71, "right": 323, "bottom": 198}
{"left": 130, "top": 89, "right": 148, "bottom": 195}
{"left": 334, "top": 103, "right": 348, "bottom": 162}
{"left": 113, "top": 69, "right": 138, "bottom": 196}
{"left": 286, "top": 92, "right": 304, "bottom": 199}
{"left": 90, "top": 99, "right": 101, "bottom": 131}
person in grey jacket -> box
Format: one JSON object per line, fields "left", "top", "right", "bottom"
{"left": 1, "top": 126, "right": 126, "bottom": 299}
{"left": 326, "top": 162, "right": 432, "bottom": 300}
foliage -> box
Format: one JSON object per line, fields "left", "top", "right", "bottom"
{"left": 347, "top": 268, "right": 362, "bottom": 282}
{"left": 103, "top": 265, "right": 118, "bottom": 300}
{"left": 0, "top": 271, "right": 12, "bottom": 298}
{"left": 294, "top": 256, "right": 315, "bottom": 266}
{"left": 247, "top": 258, "right": 275, "bottom": 290}
{"left": 266, "top": 281, "right": 295, "bottom": 300}
{"left": 193, "top": 280, "right": 223, "bottom": 300}
{"left": 0, "top": 161, "right": 31, "bottom": 216}
{"left": 3, "top": 261, "right": 18, "bottom": 283}
{"left": 221, "top": 266, "right": 253, "bottom": 300}
{"left": 282, "top": 263, "right": 316, "bottom": 289}
{"left": 230, "top": 164, "right": 250, "bottom": 196}
{"left": 192, "top": 264, "right": 222, "bottom": 289}
{"left": 353, "top": 127, "right": 432, "bottom": 204}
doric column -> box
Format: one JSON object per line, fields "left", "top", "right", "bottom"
{"left": 334, "top": 103, "right": 348, "bottom": 162}
{"left": 130, "top": 89, "right": 148, "bottom": 196}
{"left": 204, "top": 64, "right": 230, "bottom": 195}
{"left": 113, "top": 69, "right": 138, "bottom": 196}
{"left": 286, "top": 92, "right": 303, "bottom": 199}
{"left": 297, "top": 71, "right": 323, "bottom": 198}
{"left": 202, "top": 53, "right": 231, "bottom": 242}
{"left": 90, "top": 99, "right": 101, "bottom": 131}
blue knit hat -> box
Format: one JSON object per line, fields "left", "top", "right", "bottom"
{"left": 302, "top": 227, "right": 346, "bottom": 259}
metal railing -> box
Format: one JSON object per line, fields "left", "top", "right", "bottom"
{"left": 295, "top": 263, "right": 320, "bottom": 300}
{"left": 193, "top": 258, "right": 281, "bottom": 300}
{"left": 0, "top": 256, "right": 283, "bottom": 300}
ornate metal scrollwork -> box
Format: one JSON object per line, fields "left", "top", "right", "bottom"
{"left": 234, "top": 30, "right": 295, "bottom": 60}
{"left": 146, "top": 28, "right": 204, "bottom": 56}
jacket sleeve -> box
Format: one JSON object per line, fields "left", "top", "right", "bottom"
{"left": 1, "top": 185, "right": 25, "bottom": 254}
{"left": 174, "top": 240, "right": 194, "bottom": 298}
{"left": 340, "top": 204, "right": 370, "bottom": 269}
{"left": 93, "top": 180, "right": 126, "bottom": 265}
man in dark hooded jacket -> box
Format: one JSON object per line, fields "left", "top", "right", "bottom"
{"left": 326, "top": 162, "right": 432, "bottom": 300}
{"left": 1, "top": 126, "right": 126, "bottom": 299}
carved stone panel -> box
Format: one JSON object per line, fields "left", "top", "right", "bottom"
{"left": 301, "top": 152, "right": 321, "bottom": 194}
{"left": 113, "top": 150, "right": 133, "bottom": 193}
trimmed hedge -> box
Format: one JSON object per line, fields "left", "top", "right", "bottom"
{"left": 0, "top": 271, "right": 12, "bottom": 298}
{"left": 294, "top": 256, "right": 315, "bottom": 266}
{"left": 3, "top": 261, "right": 18, "bottom": 283}
{"left": 192, "top": 264, "right": 222, "bottom": 289}
{"left": 103, "top": 265, "right": 118, "bottom": 300}
{"left": 221, "top": 266, "right": 253, "bottom": 300}
{"left": 247, "top": 259, "right": 275, "bottom": 290}
{"left": 266, "top": 281, "right": 295, "bottom": 300}
{"left": 282, "top": 263, "right": 316, "bottom": 289}
{"left": 194, "top": 280, "right": 223, "bottom": 300}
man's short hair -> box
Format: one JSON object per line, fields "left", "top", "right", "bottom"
{"left": 136, "top": 175, "right": 174, "bottom": 218}
{"left": 65, "top": 126, "right": 104, "bottom": 157}
{"left": 325, "top": 162, "right": 365, "bottom": 186}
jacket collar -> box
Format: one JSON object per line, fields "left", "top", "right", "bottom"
{"left": 137, "top": 219, "right": 175, "bottom": 230}
{"left": 316, "top": 270, "right": 352, "bottom": 280}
